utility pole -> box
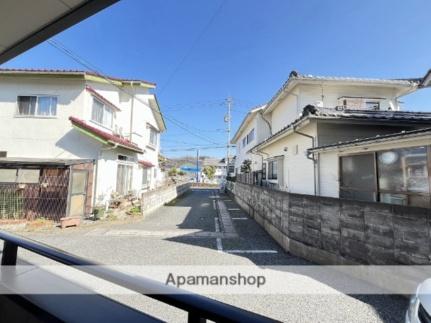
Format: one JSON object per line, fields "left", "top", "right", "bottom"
{"left": 224, "top": 97, "right": 233, "bottom": 178}
{"left": 196, "top": 148, "right": 200, "bottom": 183}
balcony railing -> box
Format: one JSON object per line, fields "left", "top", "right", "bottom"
{"left": 234, "top": 172, "right": 283, "bottom": 191}
{"left": 0, "top": 230, "right": 276, "bottom": 323}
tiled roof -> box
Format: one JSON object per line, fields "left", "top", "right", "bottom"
{"left": 0, "top": 68, "right": 156, "bottom": 86}
{"left": 288, "top": 71, "right": 421, "bottom": 85}
{"left": 263, "top": 70, "right": 421, "bottom": 115}
{"left": 86, "top": 86, "right": 121, "bottom": 111}
{"left": 309, "top": 107, "right": 431, "bottom": 121}
{"left": 309, "top": 127, "right": 431, "bottom": 152}
{"left": 69, "top": 116, "right": 143, "bottom": 153}
{"left": 250, "top": 106, "right": 431, "bottom": 152}
{"left": 139, "top": 160, "right": 154, "bottom": 168}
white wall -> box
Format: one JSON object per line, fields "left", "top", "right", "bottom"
{"left": 298, "top": 84, "right": 401, "bottom": 111}
{"left": 270, "top": 92, "right": 299, "bottom": 133}
{"left": 0, "top": 76, "right": 99, "bottom": 159}
{"left": 0, "top": 75, "right": 164, "bottom": 208}
{"left": 266, "top": 82, "right": 404, "bottom": 137}
{"left": 234, "top": 113, "right": 270, "bottom": 174}
{"left": 261, "top": 123, "right": 316, "bottom": 195}
{"left": 318, "top": 151, "right": 339, "bottom": 197}
{"left": 84, "top": 81, "right": 163, "bottom": 191}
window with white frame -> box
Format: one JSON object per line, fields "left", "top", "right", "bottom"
{"left": 116, "top": 164, "right": 133, "bottom": 195}
{"left": 142, "top": 167, "right": 150, "bottom": 187}
{"left": 17, "top": 96, "right": 57, "bottom": 117}
{"left": 148, "top": 125, "right": 158, "bottom": 147}
{"left": 91, "top": 98, "right": 113, "bottom": 128}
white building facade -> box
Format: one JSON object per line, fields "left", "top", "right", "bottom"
{"left": 309, "top": 128, "right": 431, "bottom": 208}
{"left": 233, "top": 71, "right": 431, "bottom": 198}
{"left": 231, "top": 105, "right": 270, "bottom": 174}
{"left": 0, "top": 69, "right": 166, "bottom": 212}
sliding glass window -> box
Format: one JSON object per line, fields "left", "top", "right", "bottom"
{"left": 377, "top": 146, "right": 430, "bottom": 207}
{"left": 340, "top": 153, "right": 376, "bottom": 202}
{"left": 340, "top": 146, "right": 431, "bottom": 208}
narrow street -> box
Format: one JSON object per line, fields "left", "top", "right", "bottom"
{"left": 17, "top": 188, "right": 407, "bottom": 322}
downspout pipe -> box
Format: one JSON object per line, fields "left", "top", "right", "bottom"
{"left": 293, "top": 126, "right": 318, "bottom": 196}
{"left": 259, "top": 111, "right": 272, "bottom": 136}
{"left": 129, "top": 83, "right": 135, "bottom": 142}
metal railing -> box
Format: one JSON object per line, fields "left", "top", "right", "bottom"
{"left": 234, "top": 172, "right": 284, "bottom": 191}
{"left": 0, "top": 230, "right": 276, "bottom": 323}
{"left": 0, "top": 173, "right": 69, "bottom": 222}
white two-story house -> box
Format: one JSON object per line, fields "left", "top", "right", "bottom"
{"left": 234, "top": 71, "right": 431, "bottom": 197}
{"left": 0, "top": 68, "right": 166, "bottom": 219}
{"left": 231, "top": 105, "right": 270, "bottom": 174}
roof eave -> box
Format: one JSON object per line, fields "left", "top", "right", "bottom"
{"left": 71, "top": 118, "right": 143, "bottom": 153}
{"left": 250, "top": 118, "right": 311, "bottom": 153}
{"left": 107, "top": 140, "right": 143, "bottom": 153}
{"left": 310, "top": 129, "right": 431, "bottom": 153}
{"left": 0, "top": 0, "right": 119, "bottom": 64}
{"left": 263, "top": 77, "right": 419, "bottom": 116}
{"left": 231, "top": 113, "right": 254, "bottom": 144}
{"left": 148, "top": 96, "right": 166, "bottom": 132}
{"left": 231, "top": 106, "right": 266, "bottom": 143}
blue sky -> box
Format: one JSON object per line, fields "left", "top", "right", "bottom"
{"left": 2, "top": 0, "right": 431, "bottom": 157}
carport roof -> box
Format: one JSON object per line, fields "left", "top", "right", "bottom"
{"left": 0, "top": 158, "right": 94, "bottom": 167}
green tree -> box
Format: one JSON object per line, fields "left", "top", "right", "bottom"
{"left": 168, "top": 168, "right": 178, "bottom": 177}
{"left": 203, "top": 165, "right": 216, "bottom": 180}
{"left": 240, "top": 159, "right": 252, "bottom": 173}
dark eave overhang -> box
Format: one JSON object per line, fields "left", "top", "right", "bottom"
{"left": 0, "top": 0, "right": 119, "bottom": 64}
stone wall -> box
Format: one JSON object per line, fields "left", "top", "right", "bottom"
{"left": 141, "top": 182, "right": 191, "bottom": 216}
{"left": 226, "top": 181, "right": 431, "bottom": 265}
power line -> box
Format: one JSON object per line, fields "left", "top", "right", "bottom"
{"left": 47, "top": 39, "right": 221, "bottom": 145}
{"left": 158, "top": 0, "right": 227, "bottom": 95}
{"left": 161, "top": 145, "right": 234, "bottom": 152}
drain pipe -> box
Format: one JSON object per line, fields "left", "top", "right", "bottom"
{"left": 293, "top": 126, "right": 318, "bottom": 196}
{"left": 259, "top": 111, "right": 272, "bottom": 136}
{"left": 129, "top": 83, "right": 135, "bottom": 142}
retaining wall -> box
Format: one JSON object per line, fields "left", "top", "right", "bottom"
{"left": 141, "top": 182, "right": 191, "bottom": 216}
{"left": 226, "top": 181, "right": 431, "bottom": 265}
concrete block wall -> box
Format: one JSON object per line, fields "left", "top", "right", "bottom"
{"left": 226, "top": 181, "right": 431, "bottom": 265}
{"left": 141, "top": 182, "right": 191, "bottom": 216}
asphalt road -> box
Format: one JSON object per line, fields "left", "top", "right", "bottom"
{"left": 14, "top": 188, "right": 407, "bottom": 322}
